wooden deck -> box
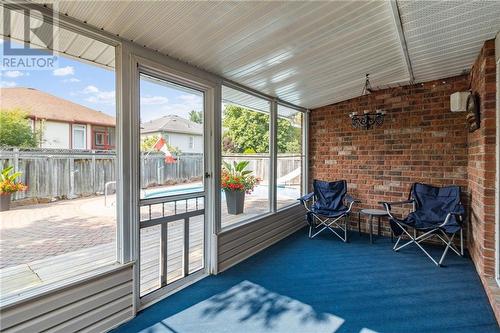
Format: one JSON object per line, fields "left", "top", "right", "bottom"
{"left": 0, "top": 198, "right": 293, "bottom": 298}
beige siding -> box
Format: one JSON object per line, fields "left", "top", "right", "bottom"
{"left": 0, "top": 265, "right": 134, "bottom": 333}
{"left": 40, "top": 121, "right": 71, "bottom": 149}
{"left": 217, "top": 205, "right": 306, "bottom": 272}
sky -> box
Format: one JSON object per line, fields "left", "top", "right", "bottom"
{"left": 0, "top": 41, "right": 203, "bottom": 123}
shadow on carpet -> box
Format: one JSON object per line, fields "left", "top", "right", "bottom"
{"left": 113, "top": 229, "right": 500, "bottom": 333}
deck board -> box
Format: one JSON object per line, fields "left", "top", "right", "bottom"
{"left": 0, "top": 198, "right": 297, "bottom": 297}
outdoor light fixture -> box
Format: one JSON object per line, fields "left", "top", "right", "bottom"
{"left": 349, "top": 74, "right": 386, "bottom": 130}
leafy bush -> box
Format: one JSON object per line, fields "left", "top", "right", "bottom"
{"left": 0, "top": 108, "right": 38, "bottom": 147}
{"left": 0, "top": 166, "right": 27, "bottom": 194}
{"left": 221, "top": 161, "right": 259, "bottom": 193}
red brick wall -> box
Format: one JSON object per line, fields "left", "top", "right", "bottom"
{"left": 468, "top": 39, "right": 497, "bottom": 277}
{"left": 310, "top": 75, "right": 470, "bottom": 235}
{"left": 308, "top": 38, "right": 499, "bottom": 323}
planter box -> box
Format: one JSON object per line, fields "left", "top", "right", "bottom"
{"left": 225, "top": 190, "right": 245, "bottom": 215}
{"left": 0, "top": 195, "right": 11, "bottom": 212}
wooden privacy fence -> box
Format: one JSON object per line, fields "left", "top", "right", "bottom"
{"left": 0, "top": 148, "right": 302, "bottom": 202}
{"left": 0, "top": 148, "right": 203, "bottom": 202}
{"left": 222, "top": 154, "right": 303, "bottom": 186}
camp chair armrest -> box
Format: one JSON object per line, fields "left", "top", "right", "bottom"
{"left": 345, "top": 194, "right": 360, "bottom": 203}
{"left": 440, "top": 211, "right": 465, "bottom": 228}
{"left": 345, "top": 194, "right": 360, "bottom": 212}
{"left": 298, "top": 192, "right": 314, "bottom": 211}
{"left": 298, "top": 192, "right": 314, "bottom": 203}
{"left": 378, "top": 199, "right": 414, "bottom": 219}
{"left": 378, "top": 199, "right": 414, "bottom": 206}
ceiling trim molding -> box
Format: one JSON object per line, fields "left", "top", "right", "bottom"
{"left": 389, "top": 0, "right": 415, "bottom": 83}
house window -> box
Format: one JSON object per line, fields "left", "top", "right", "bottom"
{"left": 72, "top": 124, "right": 86, "bottom": 149}
{"left": 189, "top": 136, "right": 194, "bottom": 149}
{"left": 95, "top": 132, "right": 105, "bottom": 146}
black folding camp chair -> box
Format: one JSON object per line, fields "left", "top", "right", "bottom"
{"left": 298, "top": 180, "right": 359, "bottom": 242}
{"left": 380, "top": 183, "right": 465, "bottom": 266}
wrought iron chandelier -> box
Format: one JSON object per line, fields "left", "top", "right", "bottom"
{"left": 349, "top": 74, "right": 386, "bottom": 130}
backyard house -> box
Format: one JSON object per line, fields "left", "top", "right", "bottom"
{"left": 141, "top": 115, "right": 203, "bottom": 153}
{"left": 1, "top": 2, "right": 500, "bottom": 333}
{"left": 0, "top": 87, "right": 116, "bottom": 150}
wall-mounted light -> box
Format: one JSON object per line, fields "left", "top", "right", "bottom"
{"left": 349, "top": 110, "right": 386, "bottom": 130}
{"left": 349, "top": 74, "right": 386, "bottom": 130}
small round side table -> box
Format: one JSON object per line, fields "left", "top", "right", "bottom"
{"left": 358, "top": 209, "right": 389, "bottom": 244}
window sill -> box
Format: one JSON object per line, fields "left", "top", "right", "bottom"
{"left": 218, "top": 202, "right": 301, "bottom": 234}
{"left": 276, "top": 201, "right": 300, "bottom": 212}
{"left": 0, "top": 261, "right": 134, "bottom": 310}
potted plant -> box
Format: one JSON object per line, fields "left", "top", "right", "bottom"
{"left": 221, "top": 161, "right": 259, "bottom": 215}
{"left": 0, "top": 166, "right": 27, "bottom": 212}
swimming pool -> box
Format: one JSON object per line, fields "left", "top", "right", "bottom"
{"left": 143, "top": 184, "right": 300, "bottom": 200}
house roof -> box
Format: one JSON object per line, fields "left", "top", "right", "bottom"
{"left": 0, "top": 87, "right": 115, "bottom": 127}
{"left": 141, "top": 115, "right": 203, "bottom": 136}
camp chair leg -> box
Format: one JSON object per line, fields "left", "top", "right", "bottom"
{"left": 309, "top": 214, "right": 348, "bottom": 242}
{"left": 414, "top": 239, "right": 440, "bottom": 266}
{"left": 439, "top": 233, "right": 456, "bottom": 266}
{"left": 393, "top": 224, "right": 435, "bottom": 251}
{"left": 358, "top": 212, "right": 361, "bottom": 235}
{"left": 391, "top": 220, "right": 465, "bottom": 266}
{"left": 393, "top": 236, "right": 402, "bottom": 250}
{"left": 344, "top": 215, "right": 349, "bottom": 243}
{"left": 460, "top": 228, "right": 464, "bottom": 256}
{"left": 391, "top": 222, "right": 440, "bottom": 266}
{"left": 436, "top": 231, "right": 461, "bottom": 257}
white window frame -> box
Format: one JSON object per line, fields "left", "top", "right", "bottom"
{"left": 0, "top": 3, "right": 124, "bottom": 309}
{"left": 72, "top": 124, "right": 86, "bottom": 149}
{"left": 95, "top": 131, "right": 105, "bottom": 147}
{"left": 219, "top": 84, "right": 273, "bottom": 231}
{"left": 218, "top": 83, "right": 308, "bottom": 232}
{"left": 275, "top": 103, "right": 308, "bottom": 212}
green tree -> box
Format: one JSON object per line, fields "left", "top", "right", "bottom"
{"left": 222, "top": 105, "right": 301, "bottom": 154}
{"left": 0, "top": 109, "right": 38, "bottom": 147}
{"left": 222, "top": 105, "right": 270, "bottom": 153}
{"left": 188, "top": 110, "right": 203, "bottom": 124}
{"left": 277, "top": 117, "right": 301, "bottom": 154}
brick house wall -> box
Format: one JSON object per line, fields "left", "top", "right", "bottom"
{"left": 309, "top": 38, "right": 498, "bottom": 322}
{"left": 467, "top": 39, "right": 499, "bottom": 322}
{"left": 310, "top": 75, "right": 470, "bottom": 235}
{"left": 468, "top": 39, "right": 497, "bottom": 278}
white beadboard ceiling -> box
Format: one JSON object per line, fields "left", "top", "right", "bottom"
{"left": 398, "top": 0, "right": 500, "bottom": 82}
{"left": 3, "top": 1, "right": 500, "bottom": 109}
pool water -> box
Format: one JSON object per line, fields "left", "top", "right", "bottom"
{"left": 144, "top": 184, "right": 299, "bottom": 200}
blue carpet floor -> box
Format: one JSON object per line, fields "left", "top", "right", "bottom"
{"left": 114, "top": 229, "right": 499, "bottom": 333}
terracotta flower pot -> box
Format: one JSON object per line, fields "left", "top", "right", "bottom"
{"left": 0, "top": 194, "right": 11, "bottom": 212}
{"left": 225, "top": 190, "right": 245, "bottom": 215}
